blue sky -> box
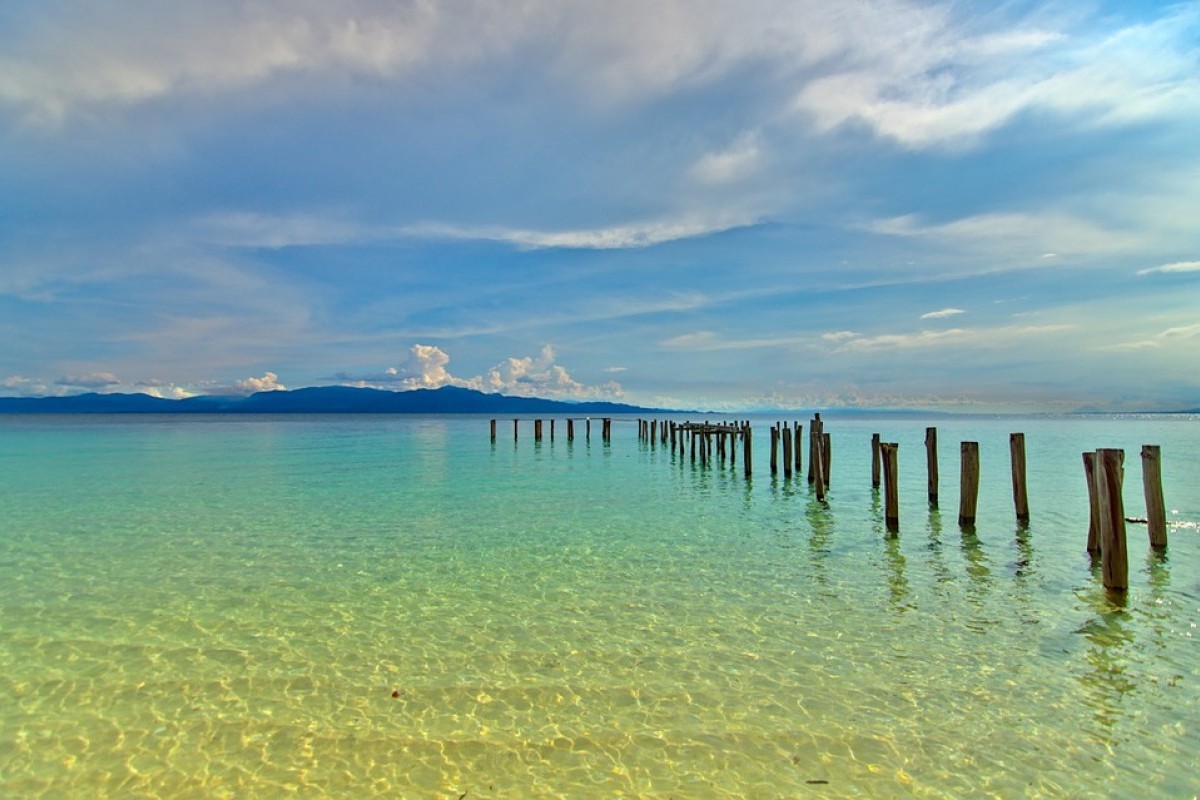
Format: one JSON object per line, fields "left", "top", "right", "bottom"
{"left": 1, "top": 0, "right": 1197, "bottom": 411}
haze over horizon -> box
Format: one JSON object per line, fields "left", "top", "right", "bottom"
{"left": 3, "top": 1, "right": 1198, "bottom": 413}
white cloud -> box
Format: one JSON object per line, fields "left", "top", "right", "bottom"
{"left": 342, "top": 344, "right": 623, "bottom": 399}
{"left": 920, "top": 308, "right": 965, "bottom": 319}
{"left": 825, "top": 323, "right": 1074, "bottom": 353}
{"left": 404, "top": 214, "right": 756, "bottom": 250}
{"left": 1103, "top": 322, "right": 1200, "bottom": 351}
{"left": 56, "top": 371, "right": 121, "bottom": 388}
{"left": 233, "top": 371, "right": 286, "bottom": 394}
{"left": 1138, "top": 260, "right": 1200, "bottom": 276}
{"left": 689, "top": 133, "right": 763, "bottom": 186}
{"left": 867, "top": 212, "right": 1141, "bottom": 260}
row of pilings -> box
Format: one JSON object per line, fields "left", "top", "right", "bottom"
{"left": 496, "top": 416, "right": 1170, "bottom": 595}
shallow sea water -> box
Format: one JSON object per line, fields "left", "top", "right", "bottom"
{"left": 0, "top": 413, "right": 1197, "bottom": 798}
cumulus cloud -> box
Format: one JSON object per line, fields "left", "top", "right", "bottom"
{"left": 920, "top": 308, "right": 965, "bottom": 319}
{"left": 1137, "top": 260, "right": 1200, "bottom": 276}
{"left": 342, "top": 344, "right": 623, "bottom": 399}
{"left": 233, "top": 371, "right": 286, "bottom": 394}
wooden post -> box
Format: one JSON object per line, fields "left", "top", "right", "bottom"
{"left": 808, "top": 414, "right": 821, "bottom": 484}
{"left": 958, "top": 442, "right": 980, "bottom": 527}
{"left": 603, "top": 418, "right": 611, "bottom": 442}
{"left": 1141, "top": 445, "right": 1168, "bottom": 548}
{"left": 782, "top": 426, "right": 793, "bottom": 478}
{"left": 770, "top": 426, "right": 779, "bottom": 475}
{"left": 1010, "top": 432, "right": 1029, "bottom": 523}
{"left": 586, "top": 418, "right": 591, "bottom": 441}
{"left": 534, "top": 419, "right": 543, "bottom": 441}
{"left": 1083, "top": 452, "right": 1100, "bottom": 554}
{"left": 1096, "top": 448, "right": 1128, "bottom": 591}
{"left": 881, "top": 442, "right": 899, "bottom": 532}
{"left": 550, "top": 419, "right": 555, "bottom": 442}
{"left": 567, "top": 418, "right": 574, "bottom": 441}
{"left": 513, "top": 418, "right": 519, "bottom": 441}
{"left": 794, "top": 422, "right": 803, "bottom": 474}
{"left": 925, "top": 427, "right": 938, "bottom": 507}
{"left": 490, "top": 419, "right": 497, "bottom": 442}
{"left": 871, "top": 433, "right": 881, "bottom": 488}
{"left": 743, "top": 423, "right": 753, "bottom": 477}
{"left": 822, "top": 432, "right": 831, "bottom": 489}
{"left": 813, "top": 431, "right": 826, "bottom": 502}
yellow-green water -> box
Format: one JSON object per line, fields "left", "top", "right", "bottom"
{"left": 1, "top": 414, "right": 1197, "bottom": 798}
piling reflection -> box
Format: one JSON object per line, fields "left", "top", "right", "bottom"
{"left": 1074, "top": 587, "right": 1136, "bottom": 744}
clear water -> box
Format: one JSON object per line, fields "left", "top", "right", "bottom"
{"left": 1, "top": 413, "right": 1196, "bottom": 798}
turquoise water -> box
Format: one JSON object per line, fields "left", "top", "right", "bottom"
{"left": 0, "top": 413, "right": 1197, "bottom": 798}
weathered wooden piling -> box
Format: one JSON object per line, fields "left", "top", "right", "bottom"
{"left": 586, "top": 418, "right": 592, "bottom": 441}
{"left": 813, "top": 431, "right": 827, "bottom": 502}
{"left": 567, "top": 418, "right": 574, "bottom": 441}
{"left": 1141, "top": 445, "right": 1168, "bottom": 548}
{"left": 782, "top": 425, "right": 794, "bottom": 478}
{"left": 1095, "top": 448, "right": 1128, "bottom": 591}
{"left": 1010, "top": 432, "right": 1029, "bottom": 523}
{"left": 550, "top": 419, "right": 555, "bottom": 442}
{"left": 743, "top": 423, "right": 753, "bottom": 477}
{"left": 925, "top": 427, "right": 938, "bottom": 507}
{"left": 958, "top": 442, "right": 980, "bottom": 527}
{"left": 770, "top": 425, "right": 779, "bottom": 475}
{"left": 881, "top": 442, "right": 899, "bottom": 531}
{"left": 793, "top": 422, "right": 803, "bottom": 474}
{"left": 490, "top": 418, "right": 497, "bottom": 442}
{"left": 808, "top": 414, "right": 822, "bottom": 484}
{"left": 871, "top": 433, "right": 881, "bottom": 488}
{"left": 822, "top": 432, "right": 831, "bottom": 489}
{"left": 513, "top": 418, "right": 519, "bottom": 441}
{"left": 534, "top": 419, "right": 543, "bottom": 441}
{"left": 1083, "top": 451, "right": 1101, "bottom": 554}
{"left": 602, "top": 418, "right": 611, "bottom": 442}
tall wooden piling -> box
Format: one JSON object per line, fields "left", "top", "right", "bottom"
{"left": 813, "top": 431, "right": 827, "bottom": 502}
{"left": 1083, "top": 452, "right": 1100, "bottom": 554}
{"left": 822, "top": 432, "right": 831, "bottom": 489}
{"left": 770, "top": 426, "right": 779, "bottom": 475}
{"left": 1096, "top": 448, "right": 1128, "bottom": 591}
{"left": 567, "top": 418, "right": 574, "bottom": 441}
{"left": 514, "top": 418, "right": 519, "bottom": 441}
{"left": 550, "top": 419, "right": 555, "bottom": 442}
{"left": 782, "top": 426, "right": 794, "bottom": 478}
{"left": 871, "top": 433, "right": 881, "bottom": 488}
{"left": 794, "top": 422, "right": 803, "bottom": 473}
{"left": 808, "top": 414, "right": 822, "bottom": 484}
{"left": 1010, "top": 432, "right": 1029, "bottom": 523}
{"left": 743, "top": 423, "right": 753, "bottom": 477}
{"left": 881, "top": 442, "right": 899, "bottom": 532}
{"left": 534, "top": 419, "right": 543, "bottom": 442}
{"left": 925, "top": 427, "right": 938, "bottom": 507}
{"left": 959, "top": 442, "right": 980, "bottom": 527}
{"left": 490, "top": 419, "right": 497, "bottom": 442}
{"left": 1141, "top": 445, "right": 1168, "bottom": 548}
{"left": 586, "top": 418, "right": 591, "bottom": 441}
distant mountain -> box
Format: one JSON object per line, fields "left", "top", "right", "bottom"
{"left": 0, "top": 385, "right": 675, "bottom": 415}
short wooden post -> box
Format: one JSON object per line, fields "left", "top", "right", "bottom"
{"left": 534, "top": 419, "right": 543, "bottom": 441}
{"left": 925, "top": 427, "right": 938, "bottom": 507}
{"left": 1010, "top": 432, "right": 1029, "bottom": 523}
{"left": 586, "top": 418, "right": 591, "bottom": 441}
{"left": 550, "top": 419, "right": 555, "bottom": 442}
{"left": 881, "top": 442, "right": 899, "bottom": 532}
{"left": 958, "top": 442, "right": 980, "bottom": 527}
{"left": 651, "top": 419, "right": 657, "bottom": 445}
{"left": 1083, "top": 452, "right": 1100, "bottom": 553}
{"left": 490, "top": 419, "right": 497, "bottom": 442}
{"left": 567, "top": 418, "right": 574, "bottom": 441}
{"left": 782, "top": 426, "right": 793, "bottom": 478}
{"left": 808, "top": 414, "right": 822, "bottom": 484}
{"left": 871, "top": 433, "right": 881, "bottom": 488}
{"left": 603, "top": 418, "right": 611, "bottom": 442}
{"left": 1096, "top": 448, "right": 1128, "bottom": 591}
{"left": 513, "top": 418, "right": 519, "bottom": 441}
{"left": 743, "top": 423, "right": 753, "bottom": 477}
{"left": 1141, "top": 445, "right": 1168, "bottom": 548}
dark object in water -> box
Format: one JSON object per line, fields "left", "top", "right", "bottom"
{"left": 806, "top": 779, "right": 830, "bottom": 784}
{"left": 391, "top": 689, "right": 400, "bottom": 698}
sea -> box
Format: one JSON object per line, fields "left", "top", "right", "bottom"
{"left": 1, "top": 412, "right": 1197, "bottom": 799}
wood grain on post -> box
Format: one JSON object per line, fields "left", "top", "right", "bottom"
{"left": 959, "top": 441, "right": 980, "bottom": 527}
{"left": 1083, "top": 452, "right": 1100, "bottom": 553}
{"left": 925, "top": 427, "right": 938, "bottom": 507}
{"left": 1141, "top": 445, "right": 1168, "bottom": 548}
{"left": 881, "top": 442, "right": 899, "bottom": 532}
{"left": 871, "top": 433, "right": 881, "bottom": 488}
{"left": 770, "top": 426, "right": 779, "bottom": 475}
{"left": 813, "top": 432, "right": 827, "bottom": 502}
{"left": 808, "top": 415, "right": 821, "bottom": 484}
{"left": 1096, "top": 448, "right": 1128, "bottom": 591}
{"left": 1010, "top": 432, "right": 1029, "bottom": 523}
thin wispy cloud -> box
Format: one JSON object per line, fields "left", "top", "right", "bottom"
{"left": 1138, "top": 260, "right": 1200, "bottom": 276}
{"left": 920, "top": 308, "right": 964, "bottom": 320}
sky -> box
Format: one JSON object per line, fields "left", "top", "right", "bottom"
{"left": 1, "top": 0, "right": 1198, "bottom": 412}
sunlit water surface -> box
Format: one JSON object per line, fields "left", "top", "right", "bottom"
{"left": 1, "top": 413, "right": 1197, "bottom": 798}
